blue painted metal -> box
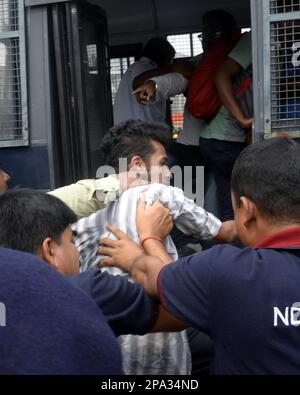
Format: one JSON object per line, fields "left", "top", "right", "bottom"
{"left": 0, "top": 146, "right": 50, "bottom": 190}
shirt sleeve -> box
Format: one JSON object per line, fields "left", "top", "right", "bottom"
{"left": 93, "top": 176, "right": 121, "bottom": 205}
{"left": 150, "top": 73, "right": 189, "bottom": 100}
{"left": 48, "top": 177, "right": 121, "bottom": 219}
{"left": 69, "top": 270, "right": 158, "bottom": 336}
{"left": 48, "top": 180, "right": 102, "bottom": 219}
{"left": 228, "top": 32, "right": 252, "bottom": 70}
{"left": 130, "top": 58, "right": 157, "bottom": 80}
{"left": 153, "top": 185, "right": 222, "bottom": 239}
{"left": 158, "top": 249, "right": 215, "bottom": 332}
{"left": 72, "top": 211, "right": 106, "bottom": 272}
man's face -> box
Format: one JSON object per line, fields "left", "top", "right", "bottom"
{"left": 200, "top": 27, "right": 223, "bottom": 52}
{"left": 147, "top": 140, "right": 171, "bottom": 185}
{"left": 54, "top": 226, "right": 80, "bottom": 275}
{"left": 0, "top": 169, "right": 11, "bottom": 192}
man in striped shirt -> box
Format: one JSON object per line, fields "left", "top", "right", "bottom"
{"left": 73, "top": 120, "right": 236, "bottom": 374}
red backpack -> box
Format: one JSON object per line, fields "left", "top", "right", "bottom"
{"left": 187, "top": 30, "right": 244, "bottom": 119}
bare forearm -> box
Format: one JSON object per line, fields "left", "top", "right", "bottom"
{"left": 142, "top": 239, "right": 174, "bottom": 264}
{"left": 132, "top": 67, "right": 172, "bottom": 90}
{"left": 214, "top": 70, "right": 246, "bottom": 124}
{"left": 132, "top": 61, "right": 194, "bottom": 90}
{"left": 131, "top": 255, "right": 167, "bottom": 297}
{"left": 214, "top": 220, "right": 238, "bottom": 243}
{"left": 151, "top": 305, "right": 188, "bottom": 332}
{"left": 212, "top": 56, "right": 254, "bottom": 128}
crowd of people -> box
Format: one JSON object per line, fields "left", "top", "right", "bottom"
{"left": 1, "top": 6, "right": 300, "bottom": 376}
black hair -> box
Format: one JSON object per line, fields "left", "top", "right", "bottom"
{"left": 101, "top": 119, "right": 170, "bottom": 172}
{"left": 231, "top": 138, "right": 300, "bottom": 222}
{"left": 202, "top": 9, "right": 236, "bottom": 35}
{"left": 142, "top": 36, "right": 175, "bottom": 66}
{"left": 0, "top": 188, "right": 77, "bottom": 253}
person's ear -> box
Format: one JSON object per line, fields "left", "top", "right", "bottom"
{"left": 129, "top": 155, "right": 146, "bottom": 170}
{"left": 39, "top": 237, "right": 59, "bottom": 270}
{"left": 239, "top": 196, "right": 256, "bottom": 228}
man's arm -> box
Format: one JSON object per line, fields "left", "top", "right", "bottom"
{"left": 213, "top": 57, "right": 253, "bottom": 129}
{"left": 131, "top": 254, "right": 167, "bottom": 297}
{"left": 48, "top": 180, "right": 107, "bottom": 219}
{"left": 69, "top": 269, "right": 187, "bottom": 335}
{"left": 151, "top": 186, "right": 237, "bottom": 243}
{"left": 132, "top": 66, "right": 172, "bottom": 90}
{"left": 132, "top": 60, "right": 194, "bottom": 90}
{"left": 98, "top": 227, "right": 172, "bottom": 297}
{"left": 133, "top": 73, "right": 189, "bottom": 105}
{"left": 49, "top": 177, "right": 122, "bottom": 219}
{"left": 151, "top": 305, "right": 188, "bottom": 332}
{"left": 215, "top": 220, "right": 238, "bottom": 243}
{"left": 98, "top": 200, "right": 174, "bottom": 295}
{"left": 99, "top": 200, "right": 215, "bottom": 333}
{"left": 98, "top": 199, "right": 174, "bottom": 268}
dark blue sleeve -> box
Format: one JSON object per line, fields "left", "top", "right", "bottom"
{"left": 158, "top": 248, "right": 217, "bottom": 333}
{"left": 69, "top": 270, "right": 158, "bottom": 336}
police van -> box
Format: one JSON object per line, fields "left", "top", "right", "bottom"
{"left": 0, "top": 0, "right": 299, "bottom": 191}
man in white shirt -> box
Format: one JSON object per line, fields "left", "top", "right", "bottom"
{"left": 113, "top": 36, "right": 175, "bottom": 125}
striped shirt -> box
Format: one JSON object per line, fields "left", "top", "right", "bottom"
{"left": 73, "top": 183, "right": 222, "bottom": 374}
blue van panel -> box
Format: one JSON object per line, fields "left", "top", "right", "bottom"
{"left": 0, "top": 146, "right": 51, "bottom": 190}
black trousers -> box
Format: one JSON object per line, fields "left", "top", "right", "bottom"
{"left": 199, "top": 137, "right": 246, "bottom": 221}
{"left": 167, "top": 142, "right": 204, "bottom": 247}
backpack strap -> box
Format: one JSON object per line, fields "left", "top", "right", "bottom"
{"left": 234, "top": 75, "right": 253, "bottom": 98}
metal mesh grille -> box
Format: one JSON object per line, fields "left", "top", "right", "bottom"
{"left": 270, "top": 0, "right": 300, "bottom": 14}
{"left": 86, "top": 44, "right": 98, "bottom": 75}
{"left": 168, "top": 34, "right": 192, "bottom": 58}
{"left": 110, "top": 57, "right": 135, "bottom": 104}
{"left": 0, "top": 0, "right": 18, "bottom": 32}
{"left": 167, "top": 33, "right": 202, "bottom": 136}
{"left": 167, "top": 33, "right": 203, "bottom": 58}
{"left": 270, "top": 19, "right": 300, "bottom": 130}
{"left": 192, "top": 33, "right": 203, "bottom": 56}
{"left": 0, "top": 38, "right": 22, "bottom": 140}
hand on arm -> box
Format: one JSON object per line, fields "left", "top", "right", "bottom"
{"left": 98, "top": 224, "right": 170, "bottom": 296}
{"left": 98, "top": 225, "right": 144, "bottom": 273}
{"left": 99, "top": 230, "right": 166, "bottom": 297}
{"left": 213, "top": 57, "right": 253, "bottom": 129}
{"left": 136, "top": 197, "right": 173, "bottom": 242}
{"left": 214, "top": 220, "right": 238, "bottom": 243}
{"left": 136, "top": 197, "right": 174, "bottom": 264}
{"left": 131, "top": 254, "right": 167, "bottom": 297}
{"left": 98, "top": 198, "right": 174, "bottom": 295}
{"left": 132, "top": 59, "right": 195, "bottom": 91}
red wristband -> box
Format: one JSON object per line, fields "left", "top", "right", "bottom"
{"left": 141, "top": 237, "right": 164, "bottom": 248}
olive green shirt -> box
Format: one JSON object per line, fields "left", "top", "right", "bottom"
{"left": 48, "top": 177, "right": 121, "bottom": 219}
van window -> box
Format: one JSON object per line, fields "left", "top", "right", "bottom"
{"left": 110, "top": 56, "right": 135, "bottom": 104}
{"left": 0, "top": 0, "right": 28, "bottom": 147}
